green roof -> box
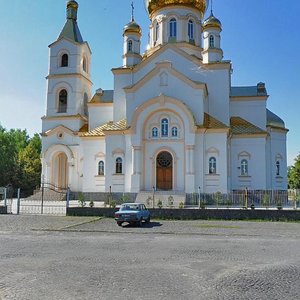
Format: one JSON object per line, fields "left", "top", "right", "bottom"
{"left": 266, "top": 109, "right": 285, "bottom": 129}
{"left": 58, "top": 19, "right": 83, "bottom": 43}
{"left": 231, "top": 85, "right": 267, "bottom": 97}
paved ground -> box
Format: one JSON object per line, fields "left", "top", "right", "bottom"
{"left": 0, "top": 215, "right": 300, "bottom": 300}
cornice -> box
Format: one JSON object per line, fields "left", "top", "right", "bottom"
{"left": 46, "top": 72, "right": 93, "bottom": 85}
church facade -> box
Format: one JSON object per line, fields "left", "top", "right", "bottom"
{"left": 41, "top": 0, "right": 288, "bottom": 195}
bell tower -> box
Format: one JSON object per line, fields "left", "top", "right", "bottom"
{"left": 43, "top": 0, "right": 92, "bottom": 133}
{"left": 122, "top": 2, "right": 142, "bottom": 67}
{"left": 202, "top": 9, "right": 223, "bottom": 63}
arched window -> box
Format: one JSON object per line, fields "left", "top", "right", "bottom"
{"left": 155, "top": 22, "right": 160, "bottom": 42}
{"left": 241, "top": 159, "right": 248, "bottom": 176}
{"left": 116, "top": 157, "right": 123, "bottom": 174}
{"left": 161, "top": 118, "right": 169, "bottom": 137}
{"left": 169, "top": 18, "right": 177, "bottom": 38}
{"left": 171, "top": 126, "right": 178, "bottom": 137}
{"left": 152, "top": 127, "right": 158, "bottom": 138}
{"left": 128, "top": 40, "right": 133, "bottom": 52}
{"left": 188, "top": 20, "right": 194, "bottom": 40}
{"left": 83, "top": 57, "right": 87, "bottom": 72}
{"left": 83, "top": 93, "right": 88, "bottom": 116}
{"left": 61, "top": 54, "right": 68, "bottom": 67}
{"left": 98, "top": 161, "right": 104, "bottom": 176}
{"left": 209, "top": 35, "right": 215, "bottom": 48}
{"left": 58, "top": 89, "right": 67, "bottom": 113}
{"left": 276, "top": 161, "right": 280, "bottom": 176}
{"left": 209, "top": 157, "right": 217, "bottom": 174}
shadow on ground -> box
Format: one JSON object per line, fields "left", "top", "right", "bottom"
{"left": 121, "top": 222, "right": 162, "bottom": 229}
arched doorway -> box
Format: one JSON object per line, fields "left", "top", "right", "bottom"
{"left": 156, "top": 151, "right": 173, "bottom": 190}
{"left": 52, "top": 152, "right": 68, "bottom": 189}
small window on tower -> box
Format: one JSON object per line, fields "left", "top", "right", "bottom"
{"left": 58, "top": 89, "right": 68, "bottom": 113}
{"left": 169, "top": 18, "right": 177, "bottom": 39}
{"left": 276, "top": 161, "right": 280, "bottom": 176}
{"left": 61, "top": 54, "right": 68, "bottom": 67}
{"left": 83, "top": 57, "right": 87, "bottom": 72}
{"left": 128, "top": 40, "right": 133, "bottom": 52}
{"left": 209, "top": 35, "right": 215, "bottom": 48}
{"left": 188, "top": 20, "right": 194, "bottom": 41}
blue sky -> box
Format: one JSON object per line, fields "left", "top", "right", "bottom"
{"left": 0, "top": 0, "right": 299, "bottom": 165}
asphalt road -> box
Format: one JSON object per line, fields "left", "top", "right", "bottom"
{"left": 0, "top": 215, "right": 300, "bottom": 300}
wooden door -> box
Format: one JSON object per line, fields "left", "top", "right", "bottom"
{"left": 156, "top": 152, "right": 173, "bottom": 190}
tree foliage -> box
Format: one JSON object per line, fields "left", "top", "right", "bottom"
{"left": 288, "top": 154, "right": 300, "bottom": 189}
{"left": 0, "top": 126, "right": 41, "bottom": 196}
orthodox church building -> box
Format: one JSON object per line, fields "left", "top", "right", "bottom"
{"left": 41, "top": 0, "right": 288, "bottom": 195}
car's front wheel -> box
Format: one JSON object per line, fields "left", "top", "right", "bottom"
{"left": 137, "top": 218, "right": 143, "bottom": 227}
{"left": 145, "top": 215, "right": 150, "bottom": 224}
{"left": 117, "top": 222, "right": 123, "bottom": 227}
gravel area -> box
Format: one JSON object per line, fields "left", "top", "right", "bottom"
{"left": 0, "top": 215, "right": 299, "bottom": 300}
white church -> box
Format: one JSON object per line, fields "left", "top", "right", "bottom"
{"left": 41, "top": 0, "right": 288, "bottom": 196}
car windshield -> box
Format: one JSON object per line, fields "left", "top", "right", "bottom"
{"left": 120, "top": 204, "right": 140, "bottom": 211}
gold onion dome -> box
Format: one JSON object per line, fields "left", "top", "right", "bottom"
{"left": 146, "top": 0, "right": 209, "bottom": 17}
{"left": 123, "top": 20, "right": 142, "bottom": 35}
{"left": 67, "top": 0, "right": 78, "bottom": 9}
{"left": 203, "top": 12, "right": 222, "bottom": 29}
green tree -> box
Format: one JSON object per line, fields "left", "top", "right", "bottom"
{"left": 288, "top": 154, "right": 300, "bottom": 189}
{"left": 0, "top": 125, "right": 41, "bottom": 196}
{"left": 18, "top": 134, "right": 42, "bottom": 196}
{"left": 0, "top": 127, "right": 18, "bottom": 186}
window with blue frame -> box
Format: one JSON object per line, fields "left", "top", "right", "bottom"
{"left": 241, "top": 159, "right": 248, "bottom": 176}
{"left": 116, "top": 157, "right": 123, "bottom": 174}
{"left": 161, "top": 118, "right": 169, "bottom": 137}
{"left": 171, "top": 126, "right": 178, "bottom": 137}
{"left": 152, "top": 127, "right": 158, "bottom": 138}
{"left": 169, "top": 18, "right": 177, "bottom": 38}
{"left": 209, "top": 157, "right": 217, "bottom": 174}
{"left": 188, "top": 20, "right": 194, "bottom": 40}
{"left": 98, "top": 161, "right": 104, "bottom": 176}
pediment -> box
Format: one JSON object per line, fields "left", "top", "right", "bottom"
{"left": 43, "top": 125, "right": 76, "bottom": 137}
{"left": 124, "top": 61, "right": 207, "bottom": 95}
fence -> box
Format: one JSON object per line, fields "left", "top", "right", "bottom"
{"left": 185, "top": 189, "right": 300, "bottom": 209}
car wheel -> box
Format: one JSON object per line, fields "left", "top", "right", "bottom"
{"left": 137, "top": 218, "right": 143, "bottom": 227}
{"left": 145, "top": 216, "right": 150, "bottom": 224}
{"left": 117, "top": 222, "right": 122, "bottom": 227}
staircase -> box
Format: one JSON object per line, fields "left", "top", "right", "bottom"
{"left": 136, "top": 191, "right": 186, "bottom": 208}
{"left": 26, "top": 189, "right": 66, "bottom": 201}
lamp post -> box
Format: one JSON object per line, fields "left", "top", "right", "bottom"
{"left": 198, "top": 186, "right": 201, "bottom": 209}
{"left": 152, "top": 186, "right": 155, "bottom": 209}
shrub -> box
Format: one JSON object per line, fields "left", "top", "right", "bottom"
{"left": 78, "top": 192, "right": 86, "bottom": 207}
{"left": 179, "top": 201, "right": 184, "bottom": 209}
{"left": 110, "top": 200, "right": 116, "bottom": 208}
{"left": 157, "top": 199, "right": 163, "bottom": 209}
{"left": 89, "top": 201, "right": 94, "bottom": 208}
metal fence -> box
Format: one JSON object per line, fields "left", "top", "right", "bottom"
{"left": 185, "top": 189, "right": 300, "bottom": 209}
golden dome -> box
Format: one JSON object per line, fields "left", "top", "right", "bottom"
{"left": 124, "top": 20, "right": 142, "bottom": 35}
{"left": 146, "top": 0, "right": 209, "bottom": 17}
{"left": 203, "top": 12, "right": 222, "bottom": 29}
{"left": 67, "top": 1, "right": 78, "bottom": 9}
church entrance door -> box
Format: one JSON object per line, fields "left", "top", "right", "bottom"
{"left": 156, "top": 151, "right": 173, "bottom": 190}
{"left": 52, "top": 152, "right": 68, "bottom": 189}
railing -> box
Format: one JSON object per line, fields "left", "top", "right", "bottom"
{"left": 185, "top": 190, "right": 300, "bottom": 209}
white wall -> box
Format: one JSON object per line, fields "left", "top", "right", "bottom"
{"left": 231, "top": 137, "right": 267, "bottom": 190}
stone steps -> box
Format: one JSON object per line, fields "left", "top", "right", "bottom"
{"left": 136, "top": 191, "right": 186, "bottom": 209}
{"left": 26, "top": 189, "right": 66, "bottom": 202}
